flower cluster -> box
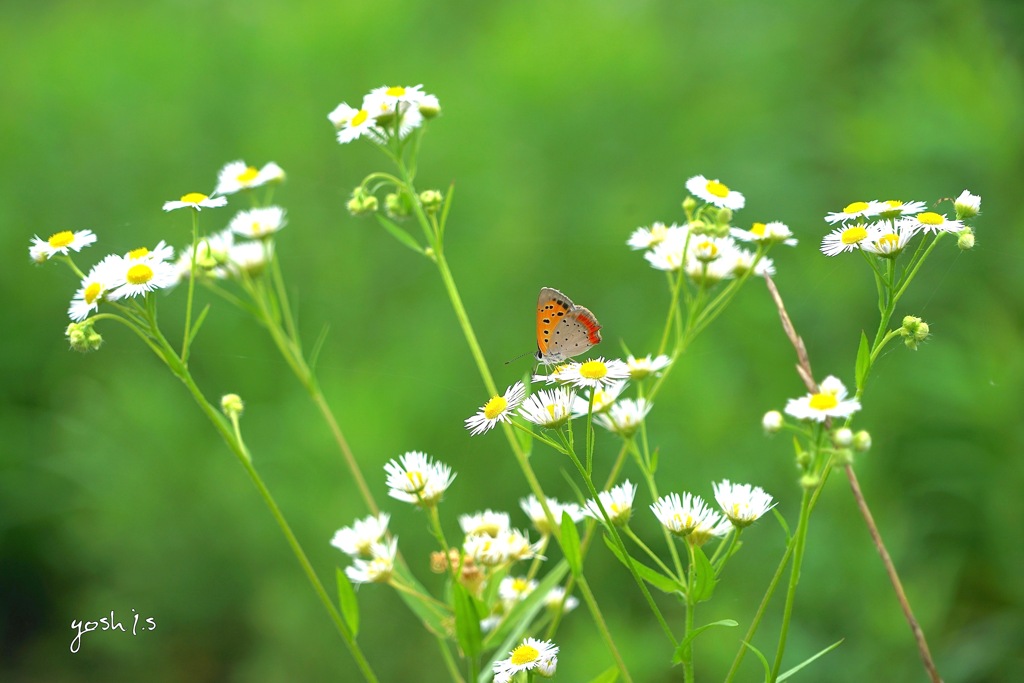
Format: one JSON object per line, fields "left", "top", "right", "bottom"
{"left": 820, "top": 191, "right": 978, "bottom": 257}
{"left": 328, "top": 84, "right": 440, "bottom": 145}
{"left": 651, "top": 480, "right": 774, "bottom": 544}
{"left": 330, "top": 513, "right": 396, "bottom": 585}
{"left": 493, "top": 637, "right": 559, "bottom": 682}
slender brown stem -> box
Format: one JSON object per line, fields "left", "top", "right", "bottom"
{"left": 843, "top": 464, "right": 943, "bottom": 683}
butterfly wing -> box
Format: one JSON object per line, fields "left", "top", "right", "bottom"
{"left": 536, "top": 288, "right": 602, "bottom": 364}
{"left": 536, "top": 287, "right": 573, "bottom": 362}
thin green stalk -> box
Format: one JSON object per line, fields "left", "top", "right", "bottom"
{"left": 684, "top": 541, "right": 697, "bottom": 683}
{"left": 768, "top": 486, "right": 815, "bottom": 683}
{"left": 623, "top": 525, "right": 680, "bottom": 582}
{"left": 181, "top": 210, "right": 200, "bottom": 363}
{"left": 575, "top": 575, "right": 635, "bottom": 683}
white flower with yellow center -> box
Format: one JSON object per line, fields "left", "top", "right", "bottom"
{"left": 626, "top": 354, "right": 671, "bottom": 380}
{"left": 331, "top": 513, "right": 390, "bottom": 558}
{"left": 345, "top": 538, "right": 397, "bottom": 585}
{"left": 29, "top": 229, "right": 97, "bottom": 262}
{"left": 627, "top": 221, "right": 684, "bottom": 250}
{"left": 651, "top": 492, "right": 716, "bottom": 536}
{"left": 459, "top": 509, "right": 510, "bottom": 538}
{"left": 465, "top": 381, "right": 526, "bottom": 436}
{"left": 363, "top": 85, "right": 426, "bottom": 137}
{"left": 544, "top": 586, "right": 579, "bottom": 614}
{"left": 498, "top": 576, "right": 538, "bottom": 603}
{"left": 820, "top": 223, "right": 872, "bottom": 256}
{"left": 824, "top": 201, "right": 880, "bottom": 224}
{"left": 731, "top": 248, "right": 776, "bottom": 278}
{"left": 162, "top": 192, "right": 228, "bottom": 212}
{"left": 383, "top": 451, "right": 455, "bottom": 507}
{"left": 519, "top": 495, "right": 583, "bottom": 536}
{"left": 555, "top": 358, "right": 630, "bottom": 391}
{"left": 214, "top": 160, "right": 285, "bottom": 196}
{"left": 106, "top": 249, "right": 177, "bottom": 300}
{"left": 518, "top": 387, "right": 576, "bottom": 428}
{"left": 582, "top": 480, "right": 636, "bottom": 527}
{"left": 571, "top": 380, "right": 627, "bottom": 416}
{"left": 862, "top": 220, "right": 917, "bottom": 257}
{"left": 903, "top": 211, "right": 963, "bottom": 235}
{"left": 874, "top": 200, "right": 926, "bottom": 219}
{"left": 68, "top": 255, "right": 120, "bottom": 321}
{"left": 685, "top": 251, "right": 738, "bottom": 285}
{"left": 784, "top": 375, "right": 861, "bottom": 422}
{"left": 712, "top": 480, "right": 775, "bottom": 528}
{"left": 464, "top": 528, "right": 541, "bottom": 566}
{"left": 227, "top": 240, "right": 272, "bottom": 277}
{"left": 691, "top": 235, "right": 730, "bottom": 263}
{"left": 176, "top": 229, "right": 235, "bottom": 282}
{"left": 644, "top": 235, "right": 688, "bottom": 271}
{"left": 123, "top": 240, "right": 175, "bottom": 264}
{"left": 730, "top": 221, "right": 797, "bottom": 246}
{"left": 686, "top": 174, "right": 745, "bottom": 210}
{"left": 954, "top": 190, "right": 981, "bottom": 219}
{"left": 501, "top": 528, "right": 544, "bottom": 563}
{"left": 329, "top": 102, "right": 381, "bottom": 144}
{"left": 594, "top": 398, "right": 652, "bottom": 437}
{"left": 229, "top": 206, "right": 287, "bottom": 239}
{"left": 493, "top": 638, "right": 559, "bottom": 683}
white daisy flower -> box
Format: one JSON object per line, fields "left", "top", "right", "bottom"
{"left": 685, "top": 251, "right": 738, "bottom": 285}
{"left": 383, "top": 451, "right": 455, "bottom": 507}
{"left": 518, "top": 386, "right": 576, "bottom": 429}
{"left": 861, "top": 220, "right": 918, "bottom": 257}
{"left": 363, "top": 86, "right": 425, "bottom": 137}
{"left": 330, "top": 513, "right": 390, "bottom": 558}
{"left": 29, "top": 229, "right": 97, "bottom": 262}
{"left": 124, "top": 240, "right": 175, "bottom": 264}
{"left": 501, "top": 528, "right": 544, "bottom": 563}
{"left": 713, "top": 480, "right": 775, "bottom": 528}
{"left": 67, "top": 255, "right": 120, "bottom": 321}
{"left": 874, "top": 200, "right": 927, "bottom": 219}
{"left": 691, "top": 235, "right": 732, "bottom": 263}
{"left": 731, "top": 248, "right": 776, "bottom": 278}
{"left": 465, "top": 381, "right": 526, "bottom": 436}
{"left": 651, "top": 492, "right": 720, "bottom": 537}
{"left": 459, "top": 509, "right": 510, "bottom": 538}
{"left": 686, "top": 175, "right": 745, "bottom": 210}
{"left": 954, "top": 190, "right": 981, "bottom": 219}
{"left": 582, "top": 480, "right": 636, "bottom": 527}
{"left": 492, "top": 638, "right": 559, "bottom": 683}
{"left": 226, "top": 240, "right": 272, "bottom": 277}
{"left": 176, "top": 229, "right": 235, "bottom": 282}
{"left": 820, "top": 223, "right": 871, "bottom": 256}
{"left": 329, "top": 102, "right": 381, "bottom": 144}
{"left": 594, "top": 398, "right": 652, "bottom": 437}
{"left": 228, "top": 206, "right": 287, "bottom": 239}
{"left": 644, "top": 236, "right": 688, "bottom": 271}
{"left": 571, "top": 380, "right": 628, "bottom": 416}
{"left": 784, "top": 375, "right": 861, "bottom": 422}
{"left": 627, "top": 221, "right": 681, "bottom": 250}
{"left": 555, "top": 358, "right": 630, "bottom": 391}
{"left": 544, "top": 586, "right": 579, "bottom": 614}
{"left": 214, "top": 160, "right": 285, "bottom": 196}
{"left": 903, "top": 211, "right": 964, "bottom": 235}
{"left": 106, "top": 254, "right": 178, "bottom": 300}
{"left": 162, "top": 192, "right": 228, "bottom": 212}
{"left": 730, "top": 221, "right": 797, "bottom": 246}
{"left": 498, "top": 576, "right": 538, "bottom": 603}
{"left": 345, "top": 538, "right": 397, "bottom": 585}
{"left": 464, "top": 528, "right": 542, "bottom": 566}
{"left": 519, "top": 495, "right": 583, "bottom": 536}
{"left": 417, "top": 92, "right": 441, "bottom": 118}
{"left": 626, "top": 354, "right": 671, "bottom": 380}
{"left": 824, "top": 201, "right": 880, "bottom": 224}
{"left": 535, "top": 655, "right": 557, "bottom": 678}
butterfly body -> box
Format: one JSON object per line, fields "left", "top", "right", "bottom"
{"left": 535, "top": 287, "right": 602, "bottom": 364}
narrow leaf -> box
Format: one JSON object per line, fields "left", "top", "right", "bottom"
{"left": 374, "top": 214, "right": 425, "bottom": 254}
{"left": 187, "top": 303, "right": 212, "bottom": 346}
{"left": 777, "top": 639, "right": 844, "bottom": 681}
{"left": 690, "top": 545, "right": 717, "bottom": 603}
{"left": 335, "top": 567, "right": 359, "bottom": 637}
{"left": 650, "top": 446, "right": 660, "bottom": 475}
{"left": 855, "top": 331, "right": 870, "bottom": 391}
{"left": 603, "top": 535, "right": 685, "bottom": 594}
{"left": 772, "top": 508, "right": 792, "bottom": 541}
{"left": 453, "top": 583, "right": 483, "bottom": 660}
{"left": 391, "top": 562, "right": 449, "bottom": 636}
{"left": 740, "top": 640, "right": 772, "bottom": 681}
{"left": 586, "top": 666, "right": 620, "bottom": 683}
{"left": 672, "top": 619, "right": 738, "bottom": 664}
{"left": 562, "top": 511, "right": 583, "bottom": 578}
{"left": 309, "top": 323, "right": 331, "bottom": 373}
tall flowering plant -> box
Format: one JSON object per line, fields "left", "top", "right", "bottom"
{"left": 33, "top": 82, "right": 978, "bottom": 682}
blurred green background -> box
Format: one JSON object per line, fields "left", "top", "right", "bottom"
{"left": 3, "top": 0, "right": 1023, "bottom": 681}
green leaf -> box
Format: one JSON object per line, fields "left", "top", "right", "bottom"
{"left": 739, "top": 640, "right": 772, "bottom": 681}
{"left": 561, "top": 511, "right": 583, "bottom": 578}
{"left": 650, "top": 446, "right": 660, "bottom": 475}
{"left": 335, "top": 567, "right": 359, "bottom": 637}
{"left": 309, "top": 323, "right": 331, "bottom": 373}
{"left": 777, "top": 639, "right": 844, "bottom": 681}
{"left": 374, "top": 214, "right": 425, "bottom": 254}
{"left": 586, "top": 666, "right": 620, "bottom": 683}
{"left": 772, "top": 508, "right": 792, "bottom": 542}
{"left": 452, "top": 583, "right": 483, "bottom": 660}
{"left": 390, "top": 562, "right": 449, "bottom": 637}
{"left": 602, "top": 535, "right": 685, "bottom": 594}
{"left": 855, "top": 331, "right": 870, "bottom": 391}
{"left": 690, "top": 545, "right": 717, "bottom": 603}
{"left": 672, "top": 619, "right": 738, "bottom": 665}
{"left": 187, "top": 303, "right": 212, "bottom": 346}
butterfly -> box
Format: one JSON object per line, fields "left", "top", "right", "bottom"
{"left": 535, "top": 287, "right": 602, "bottom": 364}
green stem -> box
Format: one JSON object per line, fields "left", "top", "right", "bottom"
{"left": 684, "top": 541, "right": 696, "bottom": 683}
{"left": 181, "top": 210, "right": 200, "bottom": 363}
{"left": 768, "top": 486, "right": 815, "bottom": 683}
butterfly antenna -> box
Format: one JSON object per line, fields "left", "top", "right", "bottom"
{"left": 504, "top": 350, "right": 535, "bottom": 365}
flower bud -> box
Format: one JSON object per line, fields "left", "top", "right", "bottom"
{"left": 796, "top": 449, "right": 811, "bottom": 469}
{"left": 762, "top": 410, "right": 783, "bottom": 433}
{"left": 418, "top": 95, "right": 441, "bottom": 119}
{"left": 900, "top": 315, "right": 930, "bottom": 350}
{"left": 385, "top": 192, "right": 412, "bottom": 220}
{"left": 65, "top": 320, "right": 102, "bottom": 352}
{"left": 800, "top": 473, "right": 820, "bottom": 490}
{"left": 833, "top": 448, "right": 854, "bottom": 465}
{"left": 715, "top": 208, "right": 733, "bottom": 226}
{"left": 957, "top": 228, "right": 975, "bottom": 251}
{"left": 419, "top": 189, "right": 443, "bottom": 213}
{"left": 221, "top": 393, "right": 244, "bottom": 418}
{"left": 953, "top": 189, "right": 981, "bottom": 219}
{"left": 833, "top": 427, "right": 853, "bottom": 447}
{"left": 347, "top": 188, "right": 378, "bottom": 216}
{"left": 682, "top": 196, "right": 698, "bottom": 214}
{"left": 688, "top": 219, "right": 708, "bottom": 235}
{"left": 853, "top": 430, "right": 872, "bottom": 452}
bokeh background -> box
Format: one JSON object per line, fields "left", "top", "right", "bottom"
{"left": 3, "top": 0, "right": 1023, "bottom": 681}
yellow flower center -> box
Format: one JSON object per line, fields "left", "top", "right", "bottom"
{"left": 512, "top": 578, "right": 529, "bottom": 593}
{"left": 385, "top": 86, "right": 406, "bottom": 97}
{"left": 885, "top": 200, "right": 903, "bottom": 208}
{"left": 878, "top": 234, "right": 899, "bottom": 250}
{"left": 545, "top": 404, "right": 558, "bottom": 420}
{"left": 698, "top": 240, "right": 718, "bottom": 257}
{"left": 180, "top": 192, "right": 208, "bottom": 203}
{"left": 706, "top": 180, "right": 730, "bottom": 198}
{"left": 478, "top": 522, "right": 501, "bottom": 537}
{"left": 649, "top": 223, "right": 668, "bottom": 245}
{"left": 510, "top": 644, "right": 540, "bottom": 666}
{"left": 840, "top": 226, "right": 868, "bottom": 245}
{"left": 751, "top": 222, "right": 766, "bottom": 236}
{"left": 126, "top": 264, "right": 154, "bottom": 285}
{"left": 843, "top": 201, "right": 869, "bottom": 214}
{"left": 404, "top": 470, "right": 426, "bottom": 492}
{"left": 237, "top": 166, "right": 259, "bottom": 183}
{"left": 808, "top": 393, "right": 838, "bottom": 411}
{"left": 610, "top": 503, "right": 622, "bottom": 516}
{"left": 483, "top": 396, "right": 508, "bottom": 420}
{"left": 128, "top": 247, "right": 150, "bottom": 259}
{"left": 579, "top": 360, "right": 608, "bottom": 380}
{"left": 48, "top": 231, "right": 74, "bottom": 248}
{"left": 352, "top": 109, "right": 369, "bottom": 126}
{"left": 916, "top": 211, "right": 944, "bottom": 225}
{"left": 84, "top": 282, "right": 102, "bottom": 304}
